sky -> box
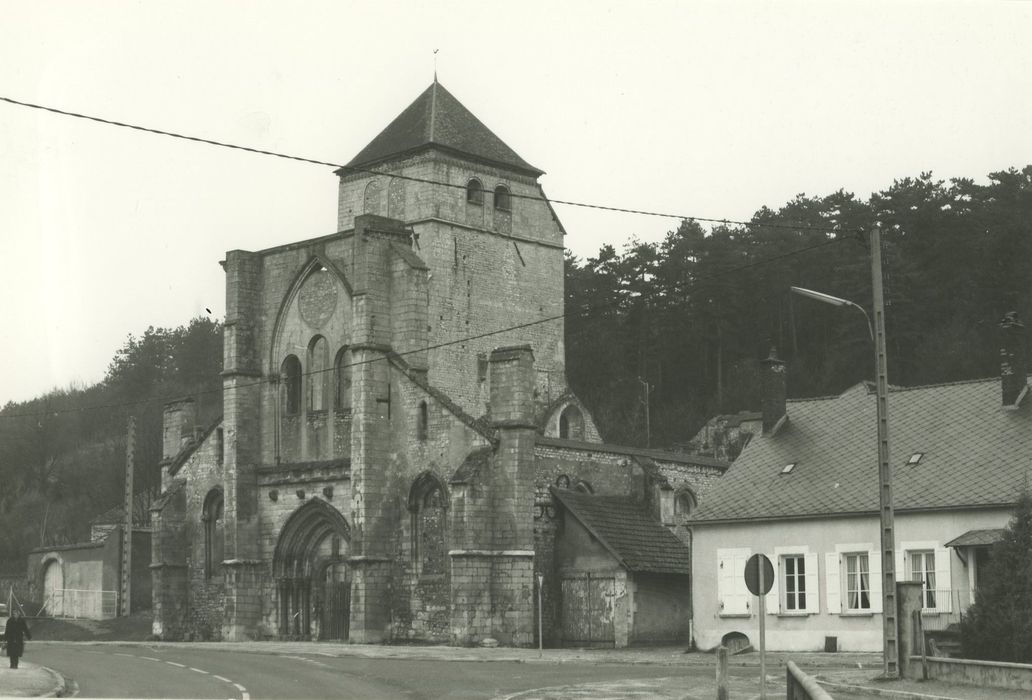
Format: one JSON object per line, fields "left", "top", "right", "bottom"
{"left": 1, "top": 0, "right": 1031, "bottom": 405}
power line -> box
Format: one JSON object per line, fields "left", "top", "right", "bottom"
{"left": 1, "top": 94, "right": 859, "bottom": 236}
{"left": 0, "top": 233, "right": 856, "bottom": 421}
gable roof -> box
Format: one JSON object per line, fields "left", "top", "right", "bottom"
{"left": 691, "top": 378, "right": 1032, "bottom": 524}
{"left": 344, "top": 81, "right": 544, "bottom": 177}
{"left": 551, "top": 487, "right": 690, "bottom": 574}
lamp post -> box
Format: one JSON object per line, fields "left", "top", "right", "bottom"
{"left": 791, "top": 224, "right": 898, "bottom": 678}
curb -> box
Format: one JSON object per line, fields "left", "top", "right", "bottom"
{"left": 816, "top": 679, "right": 962, "bottom": 700}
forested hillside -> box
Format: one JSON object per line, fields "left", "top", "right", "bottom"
{"left": 1, "top": 166, "right": 1029, "bottom": 567}
{"left": 0, "top": 319, "right": 222, "bottom": 567}
{"left": 566, "top": 167, "right": 1032, "bottom": 447}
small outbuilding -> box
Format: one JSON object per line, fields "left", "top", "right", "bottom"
{"left": 551, "top": 487, "right": 692, "bottom": 647}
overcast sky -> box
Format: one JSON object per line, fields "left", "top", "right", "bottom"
{"left": 2, "top": 1, "right": 1031, "bottom": 405}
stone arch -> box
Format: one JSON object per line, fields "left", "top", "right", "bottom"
{"left": 273, "top": 499, "right": 351, "bottom": 640}
{"left": 387, "top": 177, "right": 406, "bottom": 218}
{"left": 674, "top": 486, "right": 697, "bottom": 521}
{"left": 409, "top": 471, "right": 449, "bottom": 576}
{"left": 364, "top": 178, "right": 384, "bottom": 215}
{"left": 267, "top": 255, "right": 352, "bottom": 375}
{"left": 202, "top": 487, "right": 225, "bottom": 579}
{"left": 559, "top": 404, "right": 584, "bottom": 440}
{"left": 307, "top": 335, "right": 330, "bottom": 412}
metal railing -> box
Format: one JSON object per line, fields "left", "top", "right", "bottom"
{"left": 39, "top": 589, "right": 118, "bottom": 620}
{"left": 919, "top": 588, "right": 973, "bottom": 632}
{"left": 786, "top": 660, "right": 834, "bottom": 700}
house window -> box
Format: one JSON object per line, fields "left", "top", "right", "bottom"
{"left": 783, "top": 555, "right": 807, "bottom": 611}
{"left": 417, "top": 401, "right": 429, "bottom": 442}
{"left": 844, "top": 553, "right": 871, "bottom": 611}
{"left": 911, "top": 550, "right": 937, "bottom": 609}
{"left": 493, "top": 185, "right": 511, "bottom": 211}
{"left": 203, "top": 488, "right": 224, "bottom": 580}
{"left": 307, "top": 336, "right": 329, "bottom": 412}
{"left": 334, "top": 347, "right": 351, "bottom": 412}
{"left": 410, "top": 473, "right": 448, "bottom": 577}
{"left": 281, "top": 355, "right": 302, "bottom": 415}
{"left": 466, "top": 178, "right": 484, "bottom": 205}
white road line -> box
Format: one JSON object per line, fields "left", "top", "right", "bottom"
{"left": 166, "top": 661, "right": 187, "bottom": 668}
{"left": 213, "top": 675, "right": 232, "bottom": 683}
{"left": 189, "top": 667, "right": 209, "bottom": 674}
{"left": 114, "top": 652, "right": 136, "bottom": 658}
{"left": 141, "top": 656, "right": 162, "bottom": 661}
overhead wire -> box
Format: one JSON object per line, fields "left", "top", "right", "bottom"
{"left": 0, "top": 95, "right": 859, "bottom": 235}
{"left": 0, "top": 232, "right": 859, "bottom": 420}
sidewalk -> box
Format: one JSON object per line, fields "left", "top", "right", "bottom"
{"left": 0, "top": 662, "right": 66, "bottom": 697}
{"left": 5, "top": 640, "right": 1023, "bottom": 698}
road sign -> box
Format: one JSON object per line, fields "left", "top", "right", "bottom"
{"left": 744, "top": 553, "right": 774, "bottom": 596}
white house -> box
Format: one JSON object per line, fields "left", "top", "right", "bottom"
{"left": 689, "top": 317, "right": 1031, "bottom": 652}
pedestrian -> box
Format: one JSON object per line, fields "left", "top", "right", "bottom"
{"left": 4, "top": 608, "right": 31, "bottom": 669}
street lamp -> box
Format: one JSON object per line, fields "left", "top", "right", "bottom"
{"left": 790, "top": 225, "right": 898, "bottom": 678}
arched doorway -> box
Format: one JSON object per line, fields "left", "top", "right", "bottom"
{"left": 273, "top": 499, "right": 351, "bottom": 640}
{"left": 42, "top": 559, "right": 64, "bottom": 617}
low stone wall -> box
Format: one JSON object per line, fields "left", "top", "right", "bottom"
{"left": 907, "top": 655, "right": 1032, "bottom": 692}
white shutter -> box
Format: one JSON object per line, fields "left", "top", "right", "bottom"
{"left": 766, "top": 556, "right": 781, "bottom": 614}
{"left": 825, "top": 553, "right": 841, "bottom": 614}
{"left": 718, "top": 548, "right": 751, "bottom": 615}
{"left": 804, "top": 553, "right": 820, "bottom": 614}
{"left": 869, "top": 549, "right": 883, "bottom": 613}
{"left": 935, "top": 546, "right": 952, "bottom": 613}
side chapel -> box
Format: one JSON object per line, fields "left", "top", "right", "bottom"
{"left": 151, "top": 80, "right": 727, "bottom": 646}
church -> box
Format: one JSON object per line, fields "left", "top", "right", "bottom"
{"left": 150, "top": 80, "right": 727, "bottom": 646}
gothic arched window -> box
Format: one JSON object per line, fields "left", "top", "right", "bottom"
{"left": 493, "top": 185, "right": 511, "bottom": 211}
{"left": 281, "top": 355, "right": 302, "bottom": 416}
{"left": 203, "top": 488, "right": 225, "bottom": 579}
{"left": 363, "top": 178, "right": 384, "bottom": 215}
{"left": 307, "top": 336, "right": 329, "bottom": 412}
{"left": 466, "top": 178, "right": 484, "bottom": 206}
{"left": 675, "top": 488, "right": 696, "bottom": 520}
{"left": 559, "top": 404, "right": 585, "bottom": 440}
{"left": 417, "top": 401, "right": 429, "bottom": 442}
{"left": 409, "top": 473, "right": 448, "bottom": 577}
{"left": 334, "top": 346, "right": 352, "bottom": 413}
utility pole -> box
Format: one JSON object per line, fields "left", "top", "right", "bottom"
{"left": 639, "top": 377, "right": 651, "bottom": 448}
{"left": 871, "top": 224, "right": 898, "bottom": 677}
{"left": 120, "top": 416, "right": 135, "bottom": 618}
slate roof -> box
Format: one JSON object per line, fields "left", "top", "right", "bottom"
{"left": 945, "top": 529, "right": 1007, "bottom": 548}
{"left": 551, "top": 487, "right": 690, "bottom": 575}
{"left": 344, "top": 81, "right": 544, "bottom": 177}
{"left": 691, "top": 378, "right": 1032, "bottom": 524}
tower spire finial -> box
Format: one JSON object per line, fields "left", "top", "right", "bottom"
{"left": 433, "top": 49, "right": 439, "bottom": 82}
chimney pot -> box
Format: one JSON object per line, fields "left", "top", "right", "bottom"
{"left": 760, "top": 347, "right": 787, "bottom": 434}
{"left": 1000, "top": 312, "right": 1028, "bottom": 407}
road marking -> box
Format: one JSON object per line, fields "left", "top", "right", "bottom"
{"left": 213, "top": 675, "right": 232, "bottom": 683}
{"left": 166, "top": 661, "right": 187, "bottom": 668}
{"left": 189, "top": 667, "right": 209, "bottom": 674}
{"left": 114, "top": 652, "right": 136, "bottom": 658}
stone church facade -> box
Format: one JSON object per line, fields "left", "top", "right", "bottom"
{"left": 151, "top": 81, "right": 726, "bottom": 646}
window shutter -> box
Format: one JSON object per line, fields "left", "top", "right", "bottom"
{"left": 766, "top": 556, "right": 780, "bottom": 614}
{"left": 935, "top": 546, "right": 952, "bottom": 613}
{"left": 804, "top": 553, "right": 820, "bottom": 614}
{"left": 869, "top": 550, "right": 883, "bottom": 613}
{"left": 718, "top": 549, "right": 750, "bottom": 615}
{"left": 825, "top": 553, "right": 841, "bottom": 614}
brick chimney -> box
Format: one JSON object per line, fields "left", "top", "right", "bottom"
{"left": 1000, "top": 312, "right": 1028, "bottom": 408}
{"left": 760, "top": 347, "right": 787, "bottom": 434}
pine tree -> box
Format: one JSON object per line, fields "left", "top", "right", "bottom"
{"left": 960, "top": 491, "right": 1032, "bottom": 662}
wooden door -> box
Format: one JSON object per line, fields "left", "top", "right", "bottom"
{"left": 322, "top": 581, "right": 350, "bottom": 641}
{"left": 560, "top": 572, "right": 615, "bottom": 647}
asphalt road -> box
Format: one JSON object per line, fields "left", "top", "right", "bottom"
{"left": 32, "top": 643, "right": 775, "bottom": 699}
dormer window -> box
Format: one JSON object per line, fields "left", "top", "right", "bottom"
{"left": 493, "top": 185, "right": 511, "bottom": 211}
{"left": 466, "top": 178, "right": 484, "bottom": 205}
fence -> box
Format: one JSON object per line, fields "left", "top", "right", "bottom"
{"left": 39, "top": 589, "right": 118, "bottom": 620}
{"left": 786, "top": 660, "right": 833, "bottom": 700}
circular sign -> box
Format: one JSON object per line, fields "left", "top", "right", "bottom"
{"left": 744, "top": 553, "right": 775, "bottom": 596}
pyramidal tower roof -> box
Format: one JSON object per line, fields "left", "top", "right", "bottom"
{"left": 344, "top": 80, "right": 544, "bottom": 177}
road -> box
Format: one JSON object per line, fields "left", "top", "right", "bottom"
{"left": 32, "top": 643, "right": 781, "bottom": 699}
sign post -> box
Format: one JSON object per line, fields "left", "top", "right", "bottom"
{"left": 745, "top": 553, "right": 774, "bottom": 700}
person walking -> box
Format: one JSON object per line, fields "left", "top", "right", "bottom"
{"left": 4, "top": 608, "right": 31, "bottom": 669}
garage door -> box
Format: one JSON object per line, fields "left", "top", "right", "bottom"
{"left": 560, "top": 572, "right": 615, "bottom": 647}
